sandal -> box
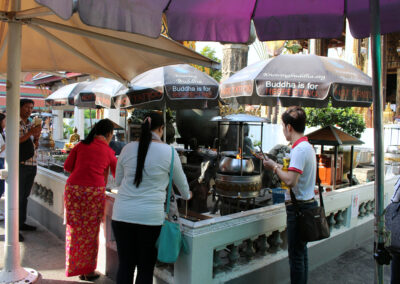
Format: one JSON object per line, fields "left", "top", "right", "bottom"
{"left": 79, "top": 272, "right": 100, "bottom": 281}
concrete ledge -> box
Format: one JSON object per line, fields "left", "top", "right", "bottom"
{"left": 28, "top": 196, "right": 66, "bottom": 240}
{"left": 225, "top": 216, "right": 374, "bottom": 284}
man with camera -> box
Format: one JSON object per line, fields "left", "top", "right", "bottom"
{"left": 19, "top": 99, "right": 42, "bottom": 239}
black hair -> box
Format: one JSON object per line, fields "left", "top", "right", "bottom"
{"left": 20, "top": 99, "right": 34, "bottom": 107}
{"left": 134, "top": 111, "right": 164, "bottom": 187}
{"left": 0, "top": 113, "right": 5, "bottom": 141}
{"left": 281, "top": 106, "right": 306, "bottom": 133}
{"left": 82, "top": 118, "right": 114, "bottom": 145}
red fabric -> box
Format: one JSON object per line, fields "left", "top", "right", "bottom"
{"left": 64, "top": 138, "right": 117, "bottom": 187}
{"left": 292, "top": 136, "right": 308, "bottom": 149}
{"left": 288, "top": 167, "right": 303, "bottom": 174}
{"left": 64, "top": 184, "right": 106, "bottom": 277}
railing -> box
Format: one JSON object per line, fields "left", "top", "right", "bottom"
{"left": 33, "top": 166, "right": 397, "bottom": 284}
{"left": 154, "top": 178, "right": 396, "bottom": 284}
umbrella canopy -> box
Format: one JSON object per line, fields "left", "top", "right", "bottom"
{"left": 0, "top": 1, "right": 219, "bottom": 84}
{"left": 114, "top": 64, "right": 219, "bottom": 109}
{"left": 220, "top": 54, "right": 372, "bottom": 108}
{"left": 37, "top": 0, "right": 400, "bottom": 43}
{"left": 75, "top": 77, "right": 124, "bottom": 108}
{"left": 44, "top": 81, "right": 89, "bottom": 109}
{"left": 0, "top": 2, "right": 218, "bottom": 282}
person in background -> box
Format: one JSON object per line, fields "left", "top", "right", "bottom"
{"left": 112, "top": 111, "right": 191, "bottom": 284}
{"left": 243, "top": 123, "right": 255, "bottom": 156}
{"left": 259, "top": 106, "right": 317, "bottom": 284}
{"left": 0, "top": 113, "right": 6, "bottom": 221}
{"left": 19, "top": 99, "right": 42, "bottom": 235}
{"left": 63, "top": 119, "right": 117, "bottom": 281}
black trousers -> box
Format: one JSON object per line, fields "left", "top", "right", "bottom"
{"left": 19, "top": 165, "right": 36, "bottom": 225}
{"left": 111, "top": 220, "right": 161, "bottom": 284}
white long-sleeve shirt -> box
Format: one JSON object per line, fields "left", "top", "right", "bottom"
{"left": 0, "top": 133, "right": 5, "bottom": 158}
{"left": 112, "top": 141, "right": 190, "bottom": 226}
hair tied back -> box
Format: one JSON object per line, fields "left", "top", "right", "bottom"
{"left": 143, "top": 116, "right": 152, "bottom": 127}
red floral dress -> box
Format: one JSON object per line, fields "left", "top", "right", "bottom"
{"left": 64, "top": 184, "right": 106, "bottom": 277}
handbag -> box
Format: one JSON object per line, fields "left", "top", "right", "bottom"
{"left": 290, "top": 170, "right": 330, "bottom": 242}
{"left": 156, "top": 146, "right": 187, "bottom": 263}
{"left": 19, "top": 138, "right": 35, "bottom": 162}
{"left": 385, "top": 202, "right": 400, "bottom": 250}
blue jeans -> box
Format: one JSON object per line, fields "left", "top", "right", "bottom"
{"left": 286, "top": 201, "right": 318, "bottom": 284}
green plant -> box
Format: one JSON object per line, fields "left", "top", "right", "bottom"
{"left": 63, "top": 121, "right": 74, "bottom": 139}
{"left": 305, "top": 104, "right": 366, "bottom": 138}
{"left": 196, "top": 46, "right": 222, "bottom": 82}
{"left": 84, "top": 109, "right": 96, "bottom": 119}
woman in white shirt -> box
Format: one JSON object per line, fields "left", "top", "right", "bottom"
{"left": 0, "top": 113, "right": 6, "bottom": 221}
{"left": 112, "top": 111, "right": 191, "bottom": 284}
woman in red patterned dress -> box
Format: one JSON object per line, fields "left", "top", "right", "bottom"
{"left": 63, "top": 119, "right": 117, "bottom": 281}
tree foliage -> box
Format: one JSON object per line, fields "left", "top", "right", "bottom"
{"left": 305, "top": 104, "right": 366, "bottom": 138}
{"left": 197, "top": 46, "right": 222, "bottom": 82}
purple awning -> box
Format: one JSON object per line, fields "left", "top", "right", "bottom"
{"left": 36, "top": 0, "right": 169, "bottom": 38}
{"left": 347, "top": 0, "right": 400, "bottom": 38}
{"left": 254, "top": 0, "right": 344, "bottom": 41}
{"left": 35, "top": 0, "right": 400, "bottom": 42}
{"left": 166, "top": 0, "right": 256, "bottom": 43}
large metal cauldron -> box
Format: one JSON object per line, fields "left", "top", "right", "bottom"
{"left": 215, "top": 173, "right": 262, "bottom": 198}
{"left": 176, "top": 109, "right": 228, "bottom": 148}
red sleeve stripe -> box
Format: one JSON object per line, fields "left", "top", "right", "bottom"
{"left": 288, "top": 167, "right": 303, "bottom": 174}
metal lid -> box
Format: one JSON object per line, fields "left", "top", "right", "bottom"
{"left": 210, "top": 113, "right": 268, "bottom": 122}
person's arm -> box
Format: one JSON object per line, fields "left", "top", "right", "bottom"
{"left": 63, "top": 145, "right": 78, "bottom": 173}
{"left": 172, "top": 149, "right": 191, "bottom": 200}
{"left": 109, "top": 150, "right": 118, "bottom": 178}
{"left": 0, "top": 136, "right": 5, "bottom": 153}
{"left": 19, "top": 124, "right": 41, "bottom": 144}
{"left": 114, "top": 146, "right": 126, "bottom": 187}
{"left": 262, "top": 157, "right": 301, "bottom": 188}
{"left": 104, "top": 167, "right": 109, "bottom": 186}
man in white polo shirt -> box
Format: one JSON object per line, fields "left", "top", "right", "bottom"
{"left": 261, "top": 106, "right": 317, "bottom": 284}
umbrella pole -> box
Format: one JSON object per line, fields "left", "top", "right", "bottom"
{"left": 163, "top": 102, "right": 167, "bottom": 143}
{"left": 370, "top": 0, "right": 386, "bottom": 283}
{"left": 0, "top": 0, "right": 39, "bottom": 282}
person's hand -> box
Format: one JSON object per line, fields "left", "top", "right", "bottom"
{"left": 30, "top": 125, "right": 42, "bottom": 138}
{"left": 188, "top": 191, "right": 193, "bottom": 200}
{"left": 261, "top": 156, "right": 278, "bottom": 171}
{"left": 1, "top": 145, "right": 5, "bottom": 152}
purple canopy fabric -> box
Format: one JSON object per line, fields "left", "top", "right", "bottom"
{"left": 166, "top": 0, "right": 256, "bottom": 43}
{"left": 35, "top": 0, "right": 400, "bottom": 42}
{"left": 253, "top": 0, "right": 344, "bottom": 41}
{"left": 35, "top": 0, "right": 75, "bottom": 20}
{"left": 36, "top": 0, "right": 169, "bottom": 38}
{"left": 347, "top": 0, "right": 400, "bottom": 38}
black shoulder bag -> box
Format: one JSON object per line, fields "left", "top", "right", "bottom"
{"left": 19, "top": 138, "right": 35, "bottom": 162}
{"left": 289, "top": 162, "right": 330, "bottom": 242}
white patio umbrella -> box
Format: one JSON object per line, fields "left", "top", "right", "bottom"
{"left": 44, "top": 81, "right": 90, "bottom": 109}
{"left": 74, "top": 77, "right": 124, "bottom": 109}
{"left": 0, "top": 1, "right": 219, "bottom": 283}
